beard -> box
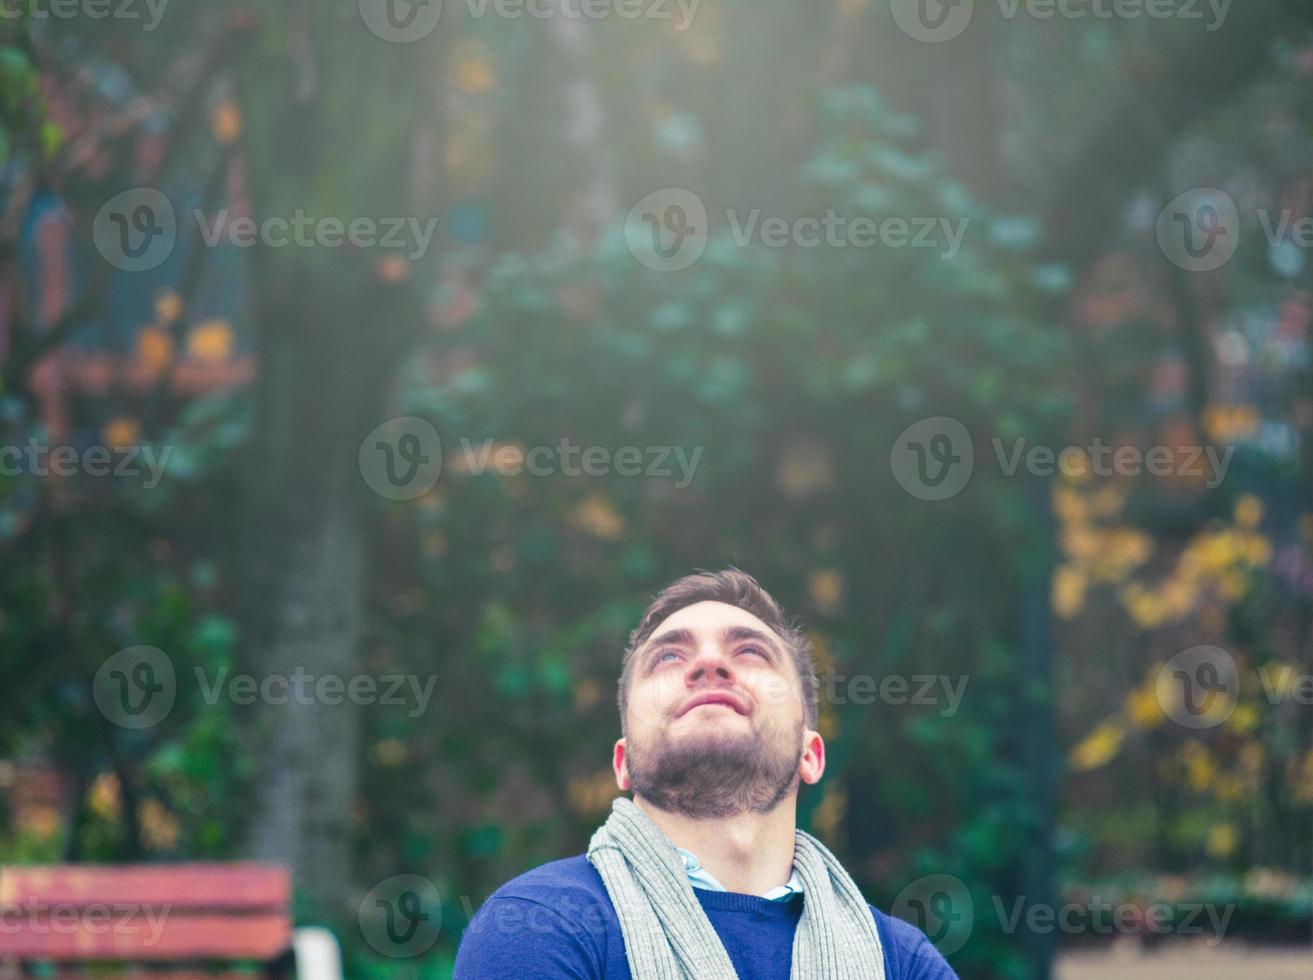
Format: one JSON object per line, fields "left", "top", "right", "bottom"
{"left": 625, "top": 711, "right": 803, "bottom": 820}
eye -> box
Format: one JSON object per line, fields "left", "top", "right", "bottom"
{"left": 654, "top": 649, "right": 682, "bottom": 665}
{"left": 737, "top": 645, "right": 768, "bottom": 659}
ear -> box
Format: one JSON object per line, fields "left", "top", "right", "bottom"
{"left": 613, "top": 737, "right": 632, "bottom": 791}
{"left": 797, "top": 729, "right": 825, "bottom": 785}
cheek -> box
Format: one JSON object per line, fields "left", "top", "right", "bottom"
{"left": 754, "top": 672, "right": 798, "bottom": 715}
{"left": 628, "top": 669, "right": 687, "bottom": 732}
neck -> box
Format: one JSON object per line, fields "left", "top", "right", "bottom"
{"left": 633, "top": 794, "right": 798, "bottom": 896}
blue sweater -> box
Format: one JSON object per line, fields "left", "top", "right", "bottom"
{"left": 452, "top": 855, "right": 958, "bottom": 979}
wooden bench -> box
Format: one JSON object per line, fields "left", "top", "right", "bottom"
{"left": 0, "top": 863, "right": 339, "bottom": 980}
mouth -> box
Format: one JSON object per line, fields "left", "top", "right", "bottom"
{"left": 677, "top": 691, "right": 750, "bottom": 718}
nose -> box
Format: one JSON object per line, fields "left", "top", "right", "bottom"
{"left": 684, "top": 641, "right": 735, "bottom": 688}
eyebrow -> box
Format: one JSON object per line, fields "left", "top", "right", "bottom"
{"left": 641, "top": 624, "right": 783, "bottom": 666}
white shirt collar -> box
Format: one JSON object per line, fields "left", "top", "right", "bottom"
{"left": 675, "top": 847, "right": 803, "bottom": 902}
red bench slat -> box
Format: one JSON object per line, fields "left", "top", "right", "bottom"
{"left": 1, "top": 911, "right": 292, "bottom": 960}
{"left": 51, "top": 973, "right": 264, "bottom": 980}
{"left": 0, "top": 864, "right": 289, "bottom": 910}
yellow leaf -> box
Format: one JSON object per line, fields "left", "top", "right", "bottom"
{"left": 88, "top": 772, "right": 121, "bottom": 819}
{"left": 104, "top": 417, "right": 141, "bottom": 449}
{"left": 571, "top": 494, "right": 625, "bottom": 540}
{"left": 1225, "top": 703, "right": 1259, "bottom": 735}
{"left": 1234, "top": 494, "right": 1263, "bottom": 528}
{"left": 136, "top": 327, "right": 174, "bottom": 377}
{"left": 372, "top": 739, "right": 407, "bottom": 766}
{"left": 155, "top": 289, "right": 183, "bottom": 324}
{"left": 1070, "top": 720, "right": 1126, "bottom": 772}
{"left": 212, "top": 101, "right": 242, "bottom": 145}
{"left": 1125, "top": 685, "right": 1164, "bottom": 730}
{"left": 1052, "top": 565, "right": 1087, "bottom": 619}
{"left": 1183, "top": 740, "right": 1215, "bottom": 792}
{"left": 451, "top": 41, "right": 496, "bottom": 94}
{"left": 188, "top": 319, "right": 234, "bottom": 362}
{"left": 139, "top": 798, "right": 181, "bottom": 851}
{"left": 1205, "top": 823, "right": 1238, "bottom": 858}
{"left": 809, "top": 570, "right": 844, "bottom": 614}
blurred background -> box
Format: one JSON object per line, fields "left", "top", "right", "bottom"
{"left": 1, "top": 0, "right": 1312, "bottom": 977}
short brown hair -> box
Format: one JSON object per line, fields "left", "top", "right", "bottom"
{"left": 618, "top": 568, "right": 819, "bottom": 731}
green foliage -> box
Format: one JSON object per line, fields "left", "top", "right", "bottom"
{"left": 343, "top": 86, "right": 1074, "bottom": 977}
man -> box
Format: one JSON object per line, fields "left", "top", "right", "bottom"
{"left": 454, "top": 569, "right": 958, "bottom": 979}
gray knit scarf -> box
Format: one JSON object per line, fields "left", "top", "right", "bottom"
{"left": 586, "top": 797, "right": 886, "bottom": 980}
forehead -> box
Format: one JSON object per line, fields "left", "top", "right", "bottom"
{"left": 643, "top": 600, "right": 781, "bottom": 646}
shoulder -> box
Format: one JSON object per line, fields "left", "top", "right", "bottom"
{"left": 453, "top": 856, "right": 619, "bottom": 980}
{"left": 486, "top": 854, "right": 617, "bottom": 926}
{"left": 871, "top": 906, "right": 960, "bottom": 980}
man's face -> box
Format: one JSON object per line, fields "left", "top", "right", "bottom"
{"left": 613, "top": 600, "right": 824, "bottom": 819}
